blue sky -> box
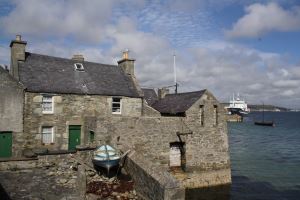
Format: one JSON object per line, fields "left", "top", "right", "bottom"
{"left": 0, "top": 0, "right": 300, "bottom": 108}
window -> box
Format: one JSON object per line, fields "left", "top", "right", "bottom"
{"left": 214, "top": 105, "right": 218, "bottom": 126}
{"left": 199, "top": 105, "right": 204, "bottom": 126}
{"left": 74, "top": 63, "right": 84, "bottom": 71}
{"left": 42, "top": 96, "right": 53, "bottom": 113}
{"left": 89, "top": 131, "right": 95, "bottom": 143}
{"left": 112, "top": 97, "right": 122, "bottom": 114}
{"left": 42, "top": 126, "right": 54, "bottom": 144}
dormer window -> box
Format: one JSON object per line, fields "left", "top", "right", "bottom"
{"left": 74, "top": 63, "right": 84, "bottom": 71}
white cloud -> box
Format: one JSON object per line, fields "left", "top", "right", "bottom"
{"left": 1, "top": 0, "right": 300, "bottom": 108}
{"left": 0, "top": 0, "right": 116, "bottom": 42}
{"left": 248, "top": 83, "right": 263, "bottom": 90}
{"left": 273, "top": 80, "right": 299, "bottom": 88}
{"left": 281, "top": 89, "right": 295, "bottom": 97}
{"left": 226, "top": 2, "right": 300, "bottom": 38}
{"left": 0, "top": 46, "right": 9, "bottom": 65}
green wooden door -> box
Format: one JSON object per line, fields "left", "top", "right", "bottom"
{"left": 0, "top": 132, "right": 12, "bottom": 158}
{"left": 68, "top": 126, "right": 81, "bottom": 151}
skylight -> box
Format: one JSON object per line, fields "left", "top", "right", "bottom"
{"left": 74, "top": 63, "right": 84, "bottom": 71}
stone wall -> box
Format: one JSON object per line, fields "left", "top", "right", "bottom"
{"left": 100, "top": 90, "right": 230, "bottom": 197}
{"left": 0, "top": 152, "right": 90, "bottom": 200}
{"left": 184, "top": 91, "right": 230, "bottom": 172}
{"left": 124, "top": 150, "right": 185, "bottom": 200}
{"left": 23, "top": 92, "right": 142, "bottom": 150}
{"left": 7, "top": 88, "right": 230, "bottom": 199}
{"left": 0, "top": 68, "right": 24, "bottom": 156}
{"left": 86, "top": 91, "right": 230, "bottom": 199}
{"left": 98, "top": 114, "right": 230, "bottom": 188}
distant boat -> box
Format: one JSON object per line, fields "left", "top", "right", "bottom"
{"left": 254, "top": 121, "right": 274, "bottom": 126}
{"left": 226, "top": 93, "right": 250, "bottom": 116}
{"left": 92, "top": 145, "right": 120, "bottom": 175}
{"left": 254, "top": 103, "right": 275, "bottom": 127}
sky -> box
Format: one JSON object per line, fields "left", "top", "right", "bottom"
{"left": 0, "top": 0, "right": 300, "bottom": 108}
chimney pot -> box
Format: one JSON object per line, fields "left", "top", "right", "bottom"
{"left": 118, "top": 50, "right": 135, "bottom": 76}
{"left": 16, "top": 35, "right": 21, "bottom": 41}
{"left": 10, "top": 35, "right": 27, "bottom": 80}
{"left": 72, "top": 54, "right": 84, "bottom": 62}
{"left": 158, "top": 87, "right": 169, "bottom": 99}
{"left": 122, "top": 49, "right": 129, "bottom": 59}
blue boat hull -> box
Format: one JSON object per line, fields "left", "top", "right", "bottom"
{"left": 92, "top": 158, "right": 120, "bottom": 169}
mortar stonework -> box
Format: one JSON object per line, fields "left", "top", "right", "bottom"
{"left": 23, "top": 92, "right": 142, "bottom": 150}
{"left": 21, "top": 90, "right": 230, "bottom": 194}
{"left": 2, "top": 86, "right": 230, "bottom": 199}
{"left": 0, "top": 68, "right": 24, "bottom": 157}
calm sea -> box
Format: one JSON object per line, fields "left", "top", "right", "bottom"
{"left": 187, "top": 112, "right": 300, "bottom": 200}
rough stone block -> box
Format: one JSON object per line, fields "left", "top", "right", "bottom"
{"left": 32, "top": 95, "right": 42, "bottom": 103}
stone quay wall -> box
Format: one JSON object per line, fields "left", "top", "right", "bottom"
{"left": 124, "top": 150, "right": 185, "bottom": 200}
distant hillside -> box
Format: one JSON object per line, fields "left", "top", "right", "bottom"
{"left": 248, "top": 105, "right": 290, "bottom": 112}
{"left": 221, "top": 103, "right": 290, "bottom": 112}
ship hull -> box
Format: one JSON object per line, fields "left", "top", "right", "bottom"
{"left": 228, "top": 108, "right": 249, "bottom": 116}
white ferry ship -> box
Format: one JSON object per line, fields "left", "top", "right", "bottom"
{"left": 226, "top": 94, "right": 250, "bottom": 116}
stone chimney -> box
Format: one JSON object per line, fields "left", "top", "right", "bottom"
{"left": 10, "top": 35, "right": 27, "bottom": 80}
{"left": 72, "top": 54, "right": 84, "bottom": 62}
{"left": 158, "top": 87, "right": 169, "bottom": 99}
{"left": 117, "top": 49, "right": 135, "bottom": 76}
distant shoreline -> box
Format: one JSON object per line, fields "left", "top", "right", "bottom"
{"left": 221, "top": 103, "right": 296, "bottom": 112}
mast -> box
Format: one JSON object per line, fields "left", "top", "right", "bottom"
{"left": 173, "top": 53, "right": 178, "bottom": 94}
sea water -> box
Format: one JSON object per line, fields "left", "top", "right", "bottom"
{"left": 187, "top": 112, "right": 300, "bottom": 200}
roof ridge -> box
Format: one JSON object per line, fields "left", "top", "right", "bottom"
{"left": 27, "top": 52, "right": 117, "bottom": 67}
{"left": 166, "top": 89, "right": 206, "bottom": 96}
{"left": 19, "top": 52, "right": 140, "bottom": 97}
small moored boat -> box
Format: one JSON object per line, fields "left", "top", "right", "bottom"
{"left": 254, "top": 102, "right": 275, "bottom": 127}
{"left": 92, "top": 145, "right": 120, "bottom": 175}
{"left": 254, "top": 121, "right": 274, "bottom": 126}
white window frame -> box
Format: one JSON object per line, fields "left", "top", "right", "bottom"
{"left": 42, "top": 96, "right": 54, "bottom": 114}
{"left": 112, "top": 97, "right": 122, "bottom": 114}
{"left": 41, "top": 126, "right": 54, "bottom": 144}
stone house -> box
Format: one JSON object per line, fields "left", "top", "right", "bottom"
{"left": 0, "top": 35, "right": 144, "bottom": 156}
{"left": 0, "top": 35, "right": 231, "bottom": 199}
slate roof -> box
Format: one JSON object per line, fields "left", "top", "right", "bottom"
{"left": 142, "top": 88, "right": 158, "bottom": 106}
{"left": 19, "top": 52, "right": 140, "bottom": 97}
{"left": 151, "top": 90, "right": 206, "bottom": 114}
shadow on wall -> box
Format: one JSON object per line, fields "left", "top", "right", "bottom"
{"left": 0, "top": 183, "right": 11, "bottom": 200}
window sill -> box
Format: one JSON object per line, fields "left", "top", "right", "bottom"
{"left": 42, "top": 143, "right": 55, "bottom": 145}
{"left": 42, "top": 112, "right": 54, "bottom": 115}
{"left": 112, "top": 112, "right": 121, "bottom": 115}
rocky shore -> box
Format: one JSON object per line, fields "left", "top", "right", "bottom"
{"left": 86, "top": 173, "right": 137, "bottom": 200}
